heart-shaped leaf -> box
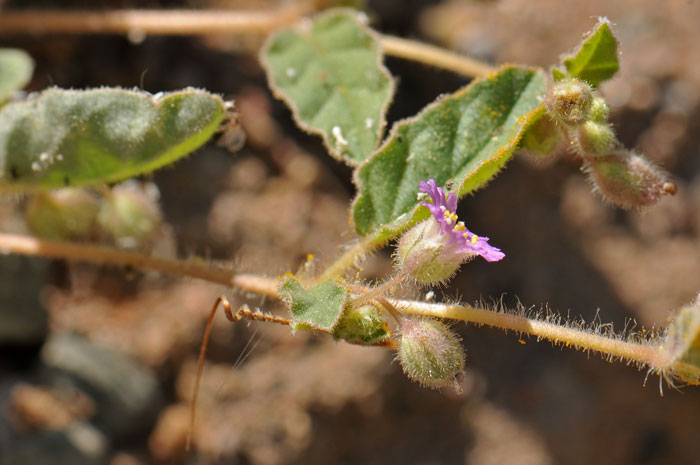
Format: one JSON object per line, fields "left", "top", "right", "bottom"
{"left": 261, "top": 8, "right": 395, "bottom": 166}
{"left": 352, "top": 66, "right": 545, "bottom": 240}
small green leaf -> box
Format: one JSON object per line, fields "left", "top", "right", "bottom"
{"left": 261, "top": 8, "right": 395, "bottom": 166}
{"left": 0, "top": 48, "right": 34, "bottom": 101}
{"left": 280, "top": 276, "right": 347, "bottom": 332}
{"left": 352, "top": 66, "right": 546, "bottom": 239}
{"left": 0, "top": 87, "right": 225, "bottom": 192}
{"left": 563, "top": 18, "right": 619, "bottom": 87}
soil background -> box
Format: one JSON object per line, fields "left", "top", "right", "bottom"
{"left": 1, "top": 1, "right": 700, "bottom": 464}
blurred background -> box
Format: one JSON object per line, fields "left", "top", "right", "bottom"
{"left": 1, "top": 0, "right": 700, "bottom": 464}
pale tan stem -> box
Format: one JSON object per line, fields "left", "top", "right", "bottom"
{"left": 0, "top": 9, "right": 493, "bottom": 78}
{"left": 0, "top": 7, "right": 310, "bottom": 35}
{"left": 393, "top": 299, "right": 665, "bottom": 369}
{"left": 0, "top": 232, "right": 280, "bottom": 298}
{"left": 380, "top": 35, "right": 494, "bottom": 77}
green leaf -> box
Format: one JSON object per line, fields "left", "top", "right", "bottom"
{"left": 352, "top": 66, "right": 546, "bottom": 239}
{"left": 563, "top": 18, "right": 619, "bottom": 87}
{"left": 280, "top": 276, "right": 347, "bottom": 332}
{"left": 0, "top": 48, "right": 34, "bottom": 101}
{"left": 0, "top": 87, "right": 225, "bottom": 192}
{"left": 261, "top": 8, "right": 395, "bottom": 166}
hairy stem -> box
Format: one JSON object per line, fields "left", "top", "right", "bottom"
{"left": 347, "top": 270, "right": 408, "bottom": 307}
{"left": 318, "top": 235, "right": 385, "bottom": 282}
{"left": 0, "top": 8, "right": 493, "bottom": 78}
{"left": 0, "top": 232, "right": 662, "bottom": 369}
{"left": 394, "top": 299, "right": 665, "bottom": 369}
{"left": 0, "top": 232, "right": 279, "bottom": 297}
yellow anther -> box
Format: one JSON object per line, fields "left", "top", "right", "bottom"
{"left": 471, "top": 235, "right": 478, "bottom": 244}
{"left": 454, "top": 222, "right": 466, "bottom": 232}
{"left": 306, "top": 253, "right": 314, "bottom": 261}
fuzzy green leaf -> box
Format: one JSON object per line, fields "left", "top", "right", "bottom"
{"left": 280, "top": 277, "right": 347, "bottom": 332}
{"left": 0, "top": 48, "right": 34, "bottom": 101}
{"left": 261, "top": 8, "right": 395, "bottom": 166}
{"left": 352, "top": 66, "right": 546, "bottom": 239}
{"left": 0, "top": 87, "right": 225, "bottom": 192}
{"left": 563, "top": 19, "right": 619, "bottom": 87}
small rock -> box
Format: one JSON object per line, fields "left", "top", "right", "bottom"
{"left": 40, "top": 332, "right": 164, "bottom": 439}
{"left": 0, "top": 422, "right": 108, "bottom": 465}
{"left": 0, "top": 256, "right": 49, "bottom": 346}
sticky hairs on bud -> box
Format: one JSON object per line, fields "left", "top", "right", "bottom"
{"left": 397, "top": 316, "right": 465, "bottom": 390}
{"left": 583, "top": 150, "right": 676, "bottom": 208}
{"left": 545, "top": 78, "right": 592, "bottom": 126}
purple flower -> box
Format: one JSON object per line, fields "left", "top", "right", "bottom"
{"left": 419, "top": 179, "right": 505, "bottom": 262}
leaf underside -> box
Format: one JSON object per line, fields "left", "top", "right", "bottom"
{"left": 0, "top": 87, "right": 225, "bottom": 192}
{"left": 261, "top": 8, "right": 395, "bottom": 166}
{"left": 280, "top": 277, "right": 347, "bottom": 332}
{"left": 352, "top": 66, "right": 546, "bottom": 239}
{"left": 563, "top": 19, "right": 619, "bottom": 87}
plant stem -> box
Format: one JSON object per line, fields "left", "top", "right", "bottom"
{"left": 347, "top": 269, "right": 408, "bottom": 307}
{"left": 0, "top": 7, "right": 311, "bottom": 35}
{"left": 394, "top": 299, "right": 664, "bottom": 369}
{"left": 0, "top": 232, "right": 280, "bottom": 297}
{"left": 0, "top": 8, "right": 493, "bottom": 78}
{"left": 0, "top": 231, "right": 663, "bottom": 369}
{"left": 380, "top": 35, "right": 494, "bottom": 77}
{"left": 318, "top": 235, "right": 385, "bottom": 282}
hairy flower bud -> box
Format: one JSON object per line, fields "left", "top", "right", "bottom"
{"left": 25, "top": 188, "right": 99, "bottom": 241}
{"left": 589, "top": 95, "right": 610, "bottom": 122}
{"left": 584, "top": 151, "right": 676, "bottom": 208}
{"left": 575, "top": 120, "right": 615, "bottom": 156}
{"left": 520, "top": 114, "right": 563, "bottom": 159}
{"left": 545, "top": 78, "right": 592, "bottom": 126}
{"left": 97, "top": 182, "right": 161, "bottom": 248}
{"left": 333, "top": 304, "right": 390, "bottom": 345}
{"left": 398, "top": 317, "right": 465, "bottom": 390}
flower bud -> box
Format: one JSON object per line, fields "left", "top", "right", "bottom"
{"left": 589, "top": 95, "right": 610, "bottom": 122}
{"left": 657, "top": 295, "right": 700, "bottom": 386}
{"left": 398, "top": 317, "right": 465, "bottom": 390}
{"left": 97, "top": 182, "right": 161, "bottom": 248}
{"left": 520, "top": 114, "right": 563, "bottom": 159}
{"left": 396, "top": 219, "right": 464, "bottom": 285}
{"left": 545, "top": 78, "right": 592, "bottom": 126}
{"left": 575, "top": 120, "right": 615, "bottom": 156}
{"left": 25, "top": 188, "right": 99, "bottom": 241}
{"left": 584, "top": 151, "right": 676, "bottom": 208}
{"left": 333, "top": 304, "right": 390, "bottom": 345}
